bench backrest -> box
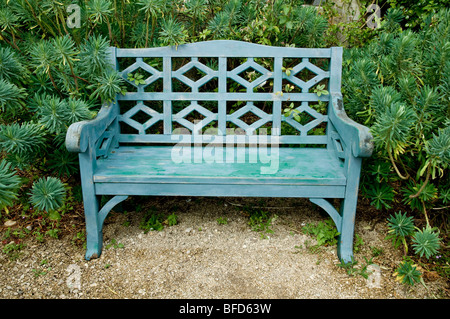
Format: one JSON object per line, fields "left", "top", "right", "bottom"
{"left": 110, "top": 40, "right": 343, "bottom": 146}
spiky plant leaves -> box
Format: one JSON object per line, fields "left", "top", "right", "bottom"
{"left": 185, "top": 0, "right": 207, "bottom": 22}
{"left": 397, "top": 74, "right": 418, "bottom": 104}
{"left": 208, "top": 12, "right": 231, "bottom": 39}
{"left": 0, "top": 78, "right": 26, "bottom": 117}
{"left": 343, "top": 59, "right": 379, "bottom": 120}
{"left": 412, "top": 225, "right": 441, "bottom": 259}
{"left": 371, "top": 102, "right": 416, "bottom": 156}
{"left": 0, "top": 7, "right": 21, "bottom": 36}
{"left": 381, "top": 8, "right": 404, "bottom": 34}
{"left": 0, "top": 46, "right": 26, "bottom": 84}
{"left": 439, "top": 187, "right": 450, "bottom": 204}
{"left": 379, "top": 30, "right": 421, "bottom": 85}
{"left": 47, "top": 147, "right": 79, "bottom": 177}
{"left": 34, "top": 94, "right": 94, "bottom": 134}
{"left": 78, "top": 35, "right": 111, "bottom": 81}
{"left": 29, "top": 40, "right": 56, "bottom": 75}
{"left": 27, "top": 73, "right": 53, "bottom": 95}
{"left": 402, "top": 181, "right": 438, "bottom": 211}
{"left": 293, "top": 6, "right": 328, "bottom": 48}
{"left": 29, "top": 176, "right": 66, "bottom": 213}
{"left": 424, "top": 126, "right": 450, "bottom": 178}
{"left": 138, "top": 0, "right": 167, "bottom": 45}
{"left": 368, "top": 86, "right": 402, "bottom": 122}
{"left": 66, "top": 98, "right": 95, "bottom": 124}
{"left": 87, "top": 0, "right": 113, "bottom": 25}
{"left": 158, "top": 17, "right": 188, "bottom": 47}
{"left": 88, "top": 69, "right": 124, "bottom": 103}
{"left": 39, "top": 96, "right": 68, "bottom": 133}
{"left": 394, "top": 260, "right": 422, "bottom": 286}
{"left": 0, "top": 122, "right": 45, "bottom": 157}
{"left": 387, "top": 211, "right": 415, "bottom": 238}
{"left": 0, "top": 159, "right": 22, "bottom": 210}
{"left": 365, "top": 182, "right": 395, "bottom": 210}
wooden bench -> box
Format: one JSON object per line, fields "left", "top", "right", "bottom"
{"left": 66, "top": 40, "right": 373, "bottom": 263}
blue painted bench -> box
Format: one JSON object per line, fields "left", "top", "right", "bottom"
{"left": 66, "top": 40, "right": 373, "bottom": 263}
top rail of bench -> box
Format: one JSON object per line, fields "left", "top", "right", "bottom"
{"left": 114, "top": 40, "right": 335, "bottom": 58}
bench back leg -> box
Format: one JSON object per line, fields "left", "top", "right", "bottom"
{"left": 338, "top": 156, "right": 362, "bottom": 264}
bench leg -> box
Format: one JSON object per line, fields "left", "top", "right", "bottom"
{"left": 338, "top": 156, "right": 362, "bottom": 264}
{"left": 83, "top": 192, "right": 103, "bottom": 260}
{"left": 337, "top": 195, "right": 357, "bottom": 264}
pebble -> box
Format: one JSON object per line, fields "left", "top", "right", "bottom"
{"left": 4, "top": 220, "right": 16, "bottom": 227}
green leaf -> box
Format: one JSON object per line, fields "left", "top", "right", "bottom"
{"left": 412, "top": 225, "right": 440, "bottom": 259}
{"left": 48, "top": 210, "right": 61, "bottom": 221}
{"left": 0, "top": 159, "right": 22, "bottom": 209}
{"left": 29, "top": 177, "right": 66, "bottom": 213}
{"left": 387, "top": 211, "right": 415, "bottom": 238}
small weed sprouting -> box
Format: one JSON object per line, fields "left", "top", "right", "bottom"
{"left": 139, "top": 208, "right": 178, "bottom": 233}
{"left": 216, "top": 217, "right": 228, "bottom": 225}
{"left": 337, "top": 256, "right": 374, "bottom": 280}
{"left": 247, "top": 209, "right": 277, "bottom": 239}
{"left": 105, "top": 238, "right": 124, "bottom": 250}
{"left": 2, "top": 241, "right": 25, "bottom": 261}
{"left": 370, "top": 246, "right": 383, "bottom": 258}
{"left": 139, "top": 207, "right": 164, "bottom": 233}
{"left": 353, "top": 234, "right": 364, "bottom": 253}
{"left": 166, "top": 213, "right": 178, "bottom": 227}
{"left": 302, "top": 218, "right": 340, "bottom": 247}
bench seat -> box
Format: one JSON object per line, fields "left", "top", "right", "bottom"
{"left": 93, "top": 146, "right": 346, "bottom": 197}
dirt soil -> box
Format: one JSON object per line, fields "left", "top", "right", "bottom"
{"left": 0, "top": 196, "right": 448, "bottom": 300}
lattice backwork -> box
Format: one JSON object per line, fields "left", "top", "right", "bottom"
{"left": 115, "top": 43, "right": 332, "bottom": 143}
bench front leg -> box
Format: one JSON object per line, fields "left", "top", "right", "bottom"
{"left": 338, "top": 155, "right": 362, "bottom": 264}
{"left": 79, "top": 150, "right": 103, "bottom": 260}
{"left": 66, "top": 100, "right": 120, "bottom": 260}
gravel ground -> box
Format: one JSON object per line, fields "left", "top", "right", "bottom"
{"left": 0, "top": 197, "right": 448, "bottom": 300}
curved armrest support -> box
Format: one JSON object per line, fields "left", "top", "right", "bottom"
{"left": 329, "top": 93, "right": 374, "bottom": 158}
{"left": 66, "top": 101, "right": 119, "bottom": 153}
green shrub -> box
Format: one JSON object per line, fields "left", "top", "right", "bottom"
{"left": 0, "top": 159, "right": 21, "bottom": 212}
{"left": 343, "top": 8, "right": 449, "bottom": 226}
{"left": 386, "top": 0, "right": 449, "bottom": 29}
{"left": 29, "top": 176, "right": 66, "bottom": 213}
{"left": 302, "top": 218, "right": 340, "bottom": 247}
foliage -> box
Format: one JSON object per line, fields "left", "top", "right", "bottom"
{"left": 412, "top": 225, "right": 441, "bottom": 259}
{"left": 29, "top": 176, "right": 66, "bottom": 213}
{"left": 386, "top": 0, "right": 449, "bottom": 29}
{"left": 394, "top": 259, "right": 422, "bottom": 286}
{"left": 343, "top": 8, "right": 449, "bottom": 230}
{"left": 0, "top": 159, "right": 21, "bottom": 211}
{"left": 246, "top": 208, "right": 276, "bottom": 239}
{"left": 302, "top": 218, "right": 340, "bottom": 247}
{"left": 139, "top": 207, "right": 178, "bottom": 233}
{"left": 140, "top": 209, "right": 165, "bottom": 233}
{"left": 321, "top": 0, "right": 379, "bottom": 48}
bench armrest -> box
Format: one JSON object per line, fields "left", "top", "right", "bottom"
{"left": 66, "top": 101, "right": 119, "bottom": 153}
{"left": 328, "top": 93, "right": 374, "bottom": 158}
